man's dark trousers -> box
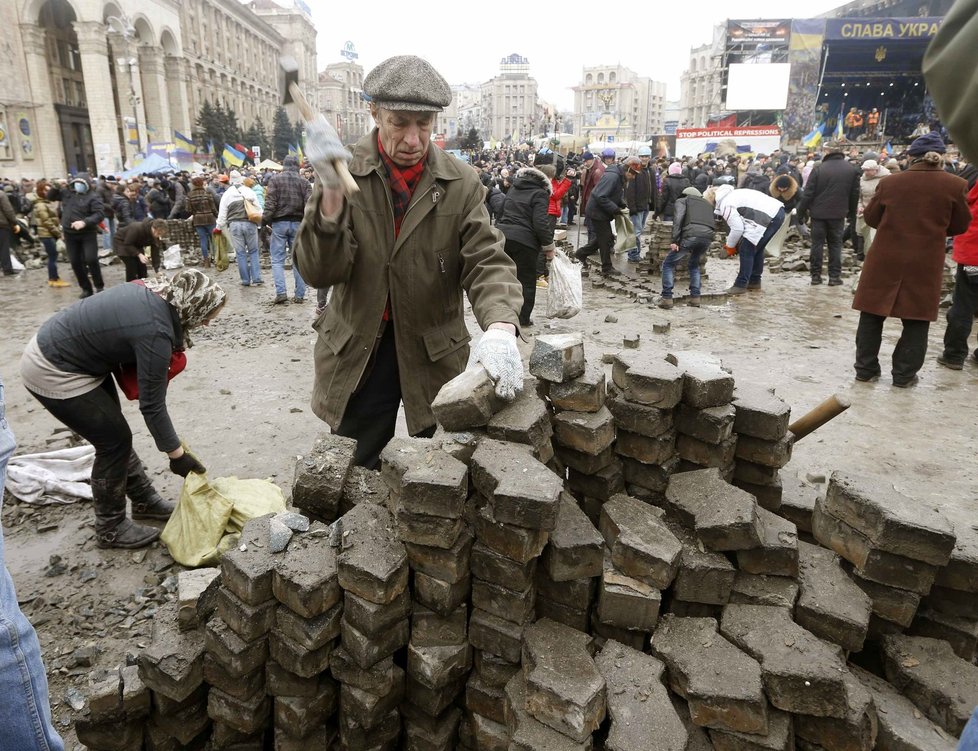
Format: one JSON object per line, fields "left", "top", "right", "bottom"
{"left": 810, "top": 218, "right": 845, "bottom": 281}
{"left": 855, "top": 312, "right": 929, "bottom": 385}
{"left": 336, "top": 323, "right": 435, "bottom": 469}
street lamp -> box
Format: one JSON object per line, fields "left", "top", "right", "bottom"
{"left": 106, "top": 15, "right": 142, "bottom": 154}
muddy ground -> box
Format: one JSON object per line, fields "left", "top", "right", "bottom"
{"left": 1, "top": 239, "right": 976, "bottom": 748}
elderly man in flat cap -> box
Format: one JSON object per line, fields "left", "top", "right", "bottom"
{"left": 295, "top": 55, "right": 524, "bottom": 468}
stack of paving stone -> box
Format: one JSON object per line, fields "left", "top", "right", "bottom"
{"left": 161, "top": 219, "right": 202, "bottom": 263}
{"left": 334, "top": 501, "right": 409, "bottom": 749}
{"left": 638, "top": 217, "right": 709, "bottom": 279}
{"left": 380, "top": 438, "right": 471, "bottom": 750}
{"left": 669, "top": 351, "right": 737, "bottom": 481}
{"left": 106, "top": 334, "right": 978, "bottom": 751}
{"left": 730, "top": 385, "right": 793, "bottom": 511}
{"left": 812, "top": 472, "right": 958, "bottom": 642}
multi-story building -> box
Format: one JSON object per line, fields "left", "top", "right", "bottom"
{"left": 0, "top": 0, "right": 316, "bottom": 180}
{"left": 317, "top": 61, "right": 370, "bottom": 143}
{"left": 572, "top": 66, "right": 666, "bottom": 143}
{"left": 436, "top": 83, "right": 480, "bottom": 144}
{"left": 480, "top": 54, "right": 539, "bottom": 143}
{"left": 679, "top": 24, "right": 729, "bottom": 128}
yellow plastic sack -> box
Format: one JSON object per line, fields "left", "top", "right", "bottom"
{"left": 161, "top": 473, "right": 286, "bottom": 567}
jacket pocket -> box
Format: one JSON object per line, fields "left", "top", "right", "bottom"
{"left": 422, "top": 319, "right": 471, "bottom": 362}
{"left": 313, "top": 315, "right": 354, "bottom": 356}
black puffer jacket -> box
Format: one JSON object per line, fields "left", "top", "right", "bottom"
{"left": 657, "top": 174, "right": 691, "bottom": 218}
{"left": 495, "top": 167, "right": 553, "bottom": 249}
{"left": 624, "top": 167, "right": 654, "bottom": 213}
{"left": 796, "top": 152, "right": 860, "bottom": 221}
{"left": 59, "top": 173, "right": 105, "bottom": 236}
{"left": 586, "top": 165, "right": 627, "bottom": 222}
{"left": 742, "top": 171, "right": 770, "bottom": 194}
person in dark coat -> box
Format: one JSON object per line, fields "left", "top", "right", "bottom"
{"left": 20, "top": 270, "right": 225, "bottom": 549}
{"left": 624, "top": 147, "right": 654, "bottom": 263}
{"left": 659, "top": 187, "right": 716, "bottom": 308}
{"left": 852, "top": 133, "right": 971, "bottom": 387}
{"left": 495, "top": 167, "right": 555, "bottom": 326}
{"left": 796, "top": 144, "right": 860, "bottom": 285}
{"left": 657, "top": 162, "right": 691, "bottom": 220}
{"left": 53, "top": 173, "right": 106, "bottom": 298}
{"left": 575, "top": 157, "right": 640, "bottom": 275}
{"left": 114, "top": 218, "right": 166, "bottom": 281}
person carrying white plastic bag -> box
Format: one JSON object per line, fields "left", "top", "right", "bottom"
{"left": 547, "top": 249, "right": 583, "bottom": 318}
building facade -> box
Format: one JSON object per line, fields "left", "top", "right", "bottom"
{"left": 678, "top": 24, "right": 725, "bottom": 129}
{"left": 572, "top": 65, "right": 666, "bottom": 142}
{"left": 436, "top": 83, "right": 480, "bottom": 145}
{"left": 2, "top": 0, "right": 315, "bottom": 180}
{"left": 317, "top": 61, "right": 370, "bottom": 144}
{"left": 480, "top": 54, "right": 539, "bottom": 143}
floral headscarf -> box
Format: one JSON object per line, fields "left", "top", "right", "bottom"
{"left": 144, "top": 269, "right": 226, "bottom": 347}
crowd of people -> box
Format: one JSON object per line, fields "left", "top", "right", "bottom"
{"left": 0, "top": 155, "right": 319, "bottom": 308}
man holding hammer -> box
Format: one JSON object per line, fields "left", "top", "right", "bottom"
{"left": 295, "top": 55, "right": 524, "bottom": 469}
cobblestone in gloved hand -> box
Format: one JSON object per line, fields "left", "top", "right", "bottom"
{"left": 467, "top": 328, "right": 523, "bottom": 401}
{"left": 305, "top": 115, "right": 352, "bottom": 188}
{"left": 170, "top": 451, "right": 206, "bottom": 478}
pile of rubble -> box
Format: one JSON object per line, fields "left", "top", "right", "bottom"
{"left": 71, "top": 334, "right": 976, "bottom": 750}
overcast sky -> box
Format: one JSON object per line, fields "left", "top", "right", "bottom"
{"left": 309, "top": 0, "right": 846, "bottom": 110}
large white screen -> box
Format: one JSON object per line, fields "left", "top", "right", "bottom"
{"left": 725, "top": 63, "right": 791, "bottom": 110}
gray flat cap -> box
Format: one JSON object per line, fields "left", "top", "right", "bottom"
{"left": 364, "top": 55, "right": 452, "bottom": 112}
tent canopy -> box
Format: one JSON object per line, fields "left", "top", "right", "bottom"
{"left": 256, "top": 159, "right": 283, "bottom": 171}
{"left": 120, "top": 153, "right": 174, "bottom": 178}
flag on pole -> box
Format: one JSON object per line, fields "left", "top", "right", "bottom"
{"left": 833, "top": 109, "right": 844, "bottom": 142}
{"left": 207, "top": 141, "right": 215, "bottom": 156}
{"left": 174, "top": 130, "right": 196, "bottom": 154}
{"left": 883, "top": 141, "right": 893, "bottom": 156}
{"left": 123, "top": 117, "right": 138, "bottom": 145}
{"left": 802, "top": 123, "right": 824, "bottom": 149}
{"left": 287, "top": 143, "right": 298, "bottom": 158}
{"left": 296, "top": 143, "right": 304, "bottom": 163}
{"left": 222, "top": 143, "right": 245, "bottom": 167}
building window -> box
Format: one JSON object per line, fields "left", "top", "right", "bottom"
{"left": 586, "top": 73, "right": 593, "bottom": 84}
{"left": 597, "top": 72, "right": 604, "bottom": 84}
{"left": 609, "top": 72, "right": 616, "bottom": 83}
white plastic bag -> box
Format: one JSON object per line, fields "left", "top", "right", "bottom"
{"left": 162, "top": 244, "right": 183, "bottom": 269}
{"left": 546, "top": 249, "right": 583, "bottom": 319}
{"left": 612, "top": 211, "right": 634, "bottom": 255}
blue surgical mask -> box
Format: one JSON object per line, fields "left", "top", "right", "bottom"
{"left": 72, "top": 181, "right": 88, "bottom": 194}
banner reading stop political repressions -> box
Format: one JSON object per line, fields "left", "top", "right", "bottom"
{"left": 675, "top": 126, "right": 783, "bottom": 158}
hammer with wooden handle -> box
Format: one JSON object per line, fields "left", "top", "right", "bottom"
{"left": 788, "top": 394, "right": 851, "bottom": 442}
{"left": 280, "top": 56, "right": 359, "bottom": 196}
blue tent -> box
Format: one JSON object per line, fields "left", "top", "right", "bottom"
{"left": 120, "top": 153, "right": 175, "bottom": 178}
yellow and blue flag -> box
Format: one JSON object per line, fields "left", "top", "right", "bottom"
{"left": 222, "top": 143, "right": 245, "bottom": 167}
{"left": 833, "top": 109, "right": 844, "bottom": 142}
{"left": 174, "top": 130, "right": 195, "bottom": 154}
{"left": 287, "top": 143, "right": 298, "bottom": 158}
{"left": 802, "top": 123, "right": 824, "bottom": 149}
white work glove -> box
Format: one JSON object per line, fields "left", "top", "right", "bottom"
{"left": 305, "top": 115, "right": 351, "bottom": 189}
{"left": 467, "top": 329, "right": 524, "bottom": 401}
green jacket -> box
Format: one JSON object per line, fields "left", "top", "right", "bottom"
{"left": 924, "top": 1, "right": 978, "bottom": 162}
{"left": 294, "top": 129, "right": 522, "bottom": 435}
{"left": 32, "top": 198, "right": 61, "bottom": 239}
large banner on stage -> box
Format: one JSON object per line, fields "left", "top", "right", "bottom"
{"left": 675, "top": 126, "right": 782, "bottom": 158}
{"left": 727, "top": 19, "right": 791, "bottom": 44}
{"left": 824, "top": 17, "right": 943, "bottom": 41}
{"left": 784, "top": 19, "right": 826, "bottom": 143}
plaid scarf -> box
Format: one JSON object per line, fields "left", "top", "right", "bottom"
{"left": 377, "top": 133, "right": 425, "bottom": 237}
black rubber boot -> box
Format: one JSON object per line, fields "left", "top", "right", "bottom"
{"left": 93, "top": 476, "right": 161, "bottom": 549}
{"left": 126, "top": 451, "right": 176, "bottom": 521}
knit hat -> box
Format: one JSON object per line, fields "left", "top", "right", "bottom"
{"left": 862, "top": 151, "right": 879, "bottom": 163}
{"left": 908, "top": 132, "right": 946, "bottom": 156}
{"left": 886, "top": 158, "right": 900, "bottom": 170}
{"left": 601, "top": 147, "right": 616, "bottom": 158}
{"left": 682, "top": 186, "right": 702, "bottom": 197}
{"left": 861, "top": 160, "right": 880, "bottom": 171}
{"left": 582, "top": 152, "right": 595, "bottom": 161}
{"left": 638, "top": 146, "right": 652, "bottom": 156}
{"left": 363, "top": 55, "right": 452, "bottom": 112}
{"left": 668, "top": 162, "right": 682, "bottom": 176}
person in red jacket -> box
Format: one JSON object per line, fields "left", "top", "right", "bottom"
{"left": 938, "top": 179, "right": 978, "bottom": 369}
{"left": 535, "top": 163, "right": 571, "bottom": 287}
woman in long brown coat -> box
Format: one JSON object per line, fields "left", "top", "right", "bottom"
{"left": 852, "top": 133, "right": 971, "bottom": 387}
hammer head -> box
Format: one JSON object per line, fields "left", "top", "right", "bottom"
{"left": 280, "top": 56, "right": 300, "bottom": 105}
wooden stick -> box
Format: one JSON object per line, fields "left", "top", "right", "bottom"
{"left": 288, "top": 82, "right": 359, "bottom": 195}
{"left": 789, "top": 394, "right": 851, "bottom": 442}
